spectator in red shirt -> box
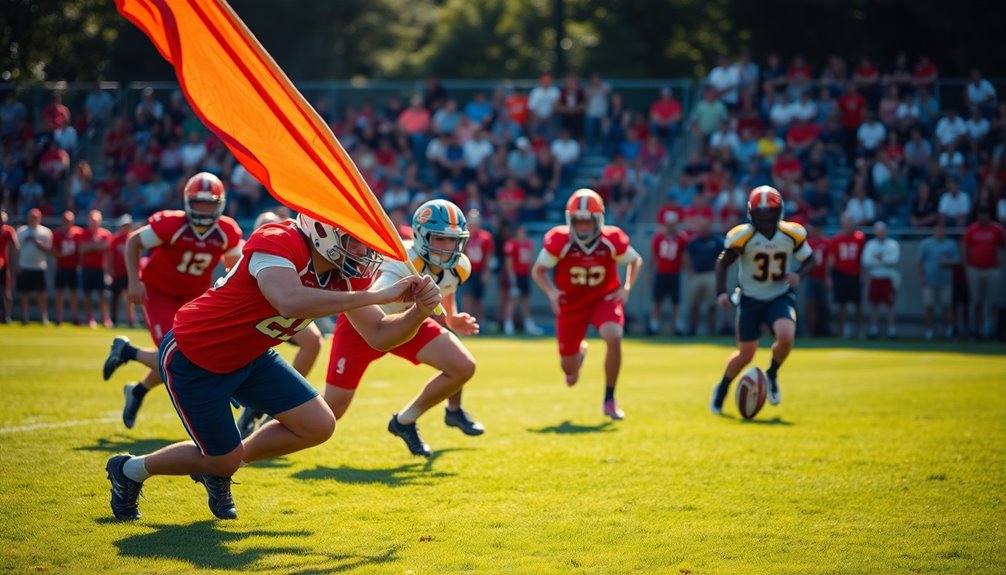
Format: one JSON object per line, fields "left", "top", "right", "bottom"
{"left": 961, "top": 205, "right": 1006, "bottom": 337}
{"left": 496, "top": 176, "right": 526, "bottom": 221}
{"left": 462, "top": 209, "right": 494, "bottom": 325}
{"left": 502, "top": 225, "right": 541, "bottom": 336}
{"left": 51, "top": 210, "right": 83, "bottom": 325}
{"left": 108, "top": 215, "right": 136, "bottom": 327}
{"left": 556, "top": 73, "right": 586, "bottom": 141}
{"left": 837, "top": 82, "right": 867, "bottom": 160}
{"left": 828, "top": 214, "right": 867, "bottom": 338}
{"left": 504, "top": 87, "right": 529, "bottom": 127}
{"left": 78, "top": 209, "right": 113, "bottom": 328}
{"left": 912, "top": 56, "right": 939, "bottom": 91}
{"left": 771, "top": 149, "right": 803, "bottom": 189}
{"left": 649, "top": 87, "right": 683, "bottom": 148}
{"left": 41, "top": 93, "right": 71, "bottom": 134}
{"left": 852, "top": 57, "right": 881, "bottom": 107}
{"left": 804, "top": 223, "right": 832, "bottom": 337}
{"left": 598, "top": 152, "right": 630, "bottom": 218}
{"left": 786, "top": 55, "right": 814, "bottom": 99}
{"left": 786, "top": 118, "right": 819, "bottom": 159}
{"left": 649, "top": 209, "right": 688, "bottom": 335}
{"left": 0, "top": 209, "right": 18, "bottom": 323}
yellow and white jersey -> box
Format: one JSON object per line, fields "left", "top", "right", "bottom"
{"left": 724, "top": 221, "right": 813, "bottom": 301}
{"left": 372, "top": 240, "right": 471, "bottom": 314}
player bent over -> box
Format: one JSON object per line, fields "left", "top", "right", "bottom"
{"left": 102, "top": 173, "right": 243, "bottom": 428}
{"left": 531, "top": 189, "right": 643, "bottom": 420}
{"left": 709, "top": 186, "right": 815, "bottom": 415}
{"left": 105, "top": 213, "right": 442, "bottom": 521}
{"left": 326, "top": 200, "right": 481, "bottom": 458}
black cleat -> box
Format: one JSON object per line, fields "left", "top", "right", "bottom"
{"left": 122, "top": 383, "right": 145, "bottom": 429}
{"left": 106, "top": 454, "right": 143, "bottom": 520}
{"left": 388, "top": 414, "right": 432, "bottom": 457}
{"left": 236, "top": 408, "right": 265, "bottom": 440}
{"left": 766, "top": 372, "right": 781, "bottom": 406}
{"left": 190, "top": 474, "right": 237, "bottom": 520}
{"left": 444, "top": 407, "right": 485, "bottom": 436}
{"left": 103, "top": 336, "right": 130, "bottom": 381}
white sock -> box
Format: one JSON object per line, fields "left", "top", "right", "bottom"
{"left": 123, "top": 455, "right": 151, "bottom": 483}
{"left": 397, "top": 407, "right": 422, "bottom": 425}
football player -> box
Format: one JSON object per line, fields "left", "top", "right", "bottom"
{"left": 102, "top": 172, "right": 243, "bottom": 428}
{"left": 105, "top": 213, "right": 442, "bottom": 521}
{"left": 325, "top": 199, "right": 481, "bottom": 457}
{"left": 709, "top": 186, "right": 816, "bottom": 415}
{"left": 531, "top": 189, "right": 643, "bottom": 420}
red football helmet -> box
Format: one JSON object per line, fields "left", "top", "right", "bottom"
{"left": 747, "top": 185, "right": 783, "bottom": 232}
{"left": 183, "top": 172, "right": 226, "bottom": 226}
{"left": 565, "top": 188, "right": 605, "bottom": 247}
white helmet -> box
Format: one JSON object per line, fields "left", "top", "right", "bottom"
{"left": 296, "top": 213, "right": 383, "bottom": 279}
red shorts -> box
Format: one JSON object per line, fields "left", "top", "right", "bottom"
{"left": 556, "top": 298, "right": 624, "bottom": 356}
{"left": 326, "top": 314, "right": 446, "bottom": 390}
{"left": 142, "top": 288, "right": 191, "bottom": 346}
{"left": 867, "top": 278, "right": 895, "bottom": 305}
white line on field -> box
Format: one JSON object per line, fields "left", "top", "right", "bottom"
{"left": 0, "top": 417, "right": 121, "bottom": 434}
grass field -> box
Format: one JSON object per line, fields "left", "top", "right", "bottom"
{"left": 1, "top": 325, "right": 1004, "bottom": 574}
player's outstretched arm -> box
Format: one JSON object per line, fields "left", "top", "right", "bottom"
{"left": 125, "top": 228, "right": 148, "bottom": 305}
{"left": 715, "top": 249, "right": 740, "bottom": 309}
{"left": 257, "top": 267, "right": 424, "bottom": 319}
{"left": 344, "top": 276, "right": 443, "bottom": 351}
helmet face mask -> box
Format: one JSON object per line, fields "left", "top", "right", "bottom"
{"left": 746, "top": 186, "right": 783, "bottom": 236}
{"left": 412, "top": 200, "right": 469, "bottom": 269}
{"left": 297, "top": 213, "right": 383, "bottom": 279}
{"left": 183, "top": 172, "right": 226, "bottom": 227}
{"left": 565, "top": 188, "right": 605, "bottom": 248}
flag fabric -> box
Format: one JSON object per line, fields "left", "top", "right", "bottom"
{"left": 115, "top": 0, "right": 407, "bottom": 261}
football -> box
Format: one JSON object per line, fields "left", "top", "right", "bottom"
{"left": 736, "top": 367, "right": 767, "bottom": 420}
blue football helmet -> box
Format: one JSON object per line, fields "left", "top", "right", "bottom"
{"left": 411, "top": 199, "right": 469, "bottom": 268}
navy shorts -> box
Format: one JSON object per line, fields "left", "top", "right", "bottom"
{"left": 81, "top": 268, "right": 106, "bottom": 292}
{"left": 110, "top": 276, "right": 129, "bottom": 294}
{"left": 653, "top": 272, "right": 681, "bottom": 304}
{"left": 54, "top": 268, "right": 79, "bottom": 290}
{"left": 737, "top": 292, "right": 797, "bottom": 342}
{"left": 466, "top": 270, "right": 485, "bottom": 301}
{"left": 514, "top": 274, "right": 531, "bottom": 296}
{"left": 158, "top": 331, "right": 319, "bottom": 456}
{"left": 831, "top": 270, "right": 861, "bottom": 305}
{"left": 17, "top": 269, "right": 46, "bottom": 293}
{"left": 803, "top": 277, "right": 827, "bottom": 302}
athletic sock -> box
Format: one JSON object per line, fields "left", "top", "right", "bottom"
{"left": 604, "top": 386, "right": 615, "bottom": 402}
{"left": 122, "top": 455, "right": 151, "bottom": 483}
{"left": 767, "top": 359, "right": 781, "bottom": 380}
{"left": 122, "top": 343, "right": 139, "bottom": 362}
{"left": 397, "top": 407, "right": 422, "bottom": 425}
{"left": 131, "top": 383, "right": 149, "bottom": 400}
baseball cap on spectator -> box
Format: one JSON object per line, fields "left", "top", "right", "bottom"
{"left": 516, "top": 137, "right": 530, "bottom": 150}
{"left": 662, "top": 210, "right": 679, "bottom": 224}
{"left": 115, "top": 214, "right": 133, "bottom": 227}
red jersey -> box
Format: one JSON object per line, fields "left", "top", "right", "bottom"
{"left": 52, "top": 226, "right": 84, "bottom": 270}
{"left": 829, "top": 231, "right": 866, "bottom": 276}
{"left": 109, "top": 229, "right": 130, "bottom": 277}
{"left": 465, "top": 229, "right": 494, "bottom": 273}
{"left": 504, "top": 238, "right": 534, "bottom": 276}
{"left": 140, "top": 210, "right": 243, "bottom": 299}
{"left": 0, "top": 224, "right": 14, "bottom": 268}
{"left": 172, "top": 221, "right": 370, "bottom": 373}
{"left": 656, "top": 205, "right": 683, "bottom": 226}
{"left": 963, "top": 223, "right": 1006, "bottom": 268}
{"left": 807, "top": 236, "right": 831, "bottom": 280}
{"left": 838, "top": 93, "right": 867, "bottom": 129}
{"left": 504, "top": 94, "right": 529, "bottom": 125}
{"left": 541, "top": 225, "right": 635, "bottom": 311}
{"left": 79, "top": 227, "right": 113, "bottom": 270}
{"left": 651, "top": 231, "right": 688, "bottom": 274}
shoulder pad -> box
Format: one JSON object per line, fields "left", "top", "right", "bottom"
{"left": 725, "top": 224, "right": 755, "bottom": 250}
{"left": 453, "top": 254, "right": 472, "bottom": 284}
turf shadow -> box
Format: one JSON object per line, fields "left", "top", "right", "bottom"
{"left": 737, "top": 416, "right": 794, "bottom": 426}
{"left": 290, "top": 448, "right": 472, "bottom": 487}
{"left": 104, "top": 519, "right": 400, "bottom": 571}
{"left": 75, "top": 435, "right": 176, "bottom": 454}
{"left": 526, "top": 420, "right": 617, "bottom": 434}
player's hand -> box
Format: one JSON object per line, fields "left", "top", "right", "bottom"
{"left": 374, "top": 276, "right": 421, "bottom": 304}
{"left": 447, "top": 312, "right": 480, "bottom": 336}
{"left": 604, "top": 287, "right": 630, "bottom": 304}
{"left": 784, "top": 272, "right": 801, "bottom": 289}
{"left": 547, "top": 290, "right": 564, "bottom": 315}
{"left": 412, "top": 275, "right": 442, "bottom": 314}
{"left": 717, "top": 293, "right": 732, "bottom": 310}
{"left": 127, "top": 279, "right": 146, "bottom": 305}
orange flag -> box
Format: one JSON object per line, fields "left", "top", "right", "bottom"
{"left": 115, "top": 0, "right": 406, "bottom": 261}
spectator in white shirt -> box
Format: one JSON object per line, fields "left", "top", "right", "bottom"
{"left": 844, "top": 179, "right": 876, "bottom": 226}
{"left": 862, "top": 221, "right": 900, "bottom": 338}
{"left": 938, "top": 143, "right": 965, "bottom": 170}
{"left": 790, "top": 91, "right": 818, "bottom": 123}
{"left": 549, "top": 129, "right": 581, "bottom": 186}
{"left": 964, "top": 69, "right": 998, "bottom": 117}
{"left": 734, "top": 49, "right": 760, "bottom": 95}
{"left": 179, "top": 132, "right": 206, "bottom": 171}
{"left": 768, "top": 93, "right": 795, "bottom": 137}
{"left": 462, "top": 129, "right": 495, "bottom": 171}
{"left": 708, "top": 122, "right": 740, "bottom": 153}
{"left": 965, "top": 108, "right": 991, "bottom": 157}
{"left": 937, "top": 178, "right": 971, "bottom": 227}
{"left": 856, "top": 112, "right": 886, "bottom": 155}
{"left": 904, "top": 128, "right": 932, "bottom": 181}
{"left": 708, "top": 54, "right": 740, "bottom": 107}
{"left": 934, "top": 109, "right": 967, "bottom": 148}
{"left": 528, "top": 75, "right": 561, "bottom": 137}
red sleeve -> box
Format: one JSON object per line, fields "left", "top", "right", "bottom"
{"left": 218, "top": 216, "right": 244, "bottom": 250}
{"left": 148, "top": 210, "right": 186, "bottom": 243}
{"left": 503, "top": 240, "right": 515, "bottom": 256}
{"left": 962, "top": 227, "right": 974, "bottom": 247}
{"left": 651, "top": 233, "right": 662, "bottom": 255}
{"left": 542, "top": 227, "right": 569, "bottom": 257}
{"left": 243, "top": 224, "right": 307, "bottom": 263}
{"left": 603, "top": 226, "right": 631, "bottom": 257}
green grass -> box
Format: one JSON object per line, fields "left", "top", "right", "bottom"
{"left": 1, "top": 326, "right": 1004, "bottom": 574}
